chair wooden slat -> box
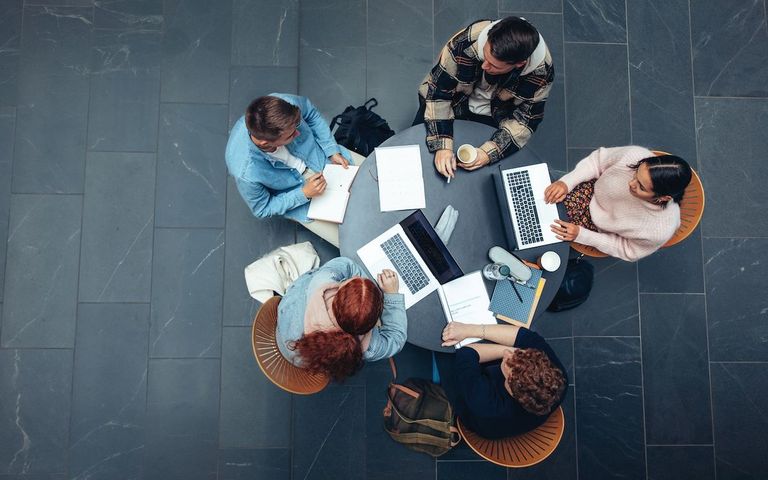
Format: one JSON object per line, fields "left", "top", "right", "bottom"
{"left": 251, "top": 296, "right": 329, "bottom": 395}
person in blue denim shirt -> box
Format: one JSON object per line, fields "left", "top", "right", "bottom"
{"left": 277, "top": 257, "right": 407, "bottom": 382}
{"left": 225, "top": 93, "right": 362, "bottom": 247}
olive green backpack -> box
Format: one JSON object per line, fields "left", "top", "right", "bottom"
{"left": 382, "top": 358, "right": 461, "bottom": 457}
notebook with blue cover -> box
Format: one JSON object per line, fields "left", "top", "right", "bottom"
{"left": 489, "top": 268, "right": 545, "bottom": 328}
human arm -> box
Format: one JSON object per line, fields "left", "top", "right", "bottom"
{"left": 292, "top": 95, "right": 342, "bottom": 158}
{"left": 420, "top": 37, "right": 465, "bottom": 155}
{"left": 442, "top": 322, "right": 521, "bottom": 348}
{"left": 559, "top": 146, "right": 646, "bottom": 191}
{"left": 574, "top": 227, "right": 661, "bottom": 262}
{"left": 234, "top": 177, "right": 309, "bottom": 219}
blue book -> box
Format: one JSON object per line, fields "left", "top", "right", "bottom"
{"left": 489, "top": 269, "right": 545, "bottom": 328}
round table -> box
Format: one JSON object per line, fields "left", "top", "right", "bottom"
{"left": 340, "top": 120, "right": 568, "bottom": 352}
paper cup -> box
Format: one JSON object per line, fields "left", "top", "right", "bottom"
{"left": 538, "top": 251, "right": 561, "bottom": 272}
{"left": 457, "top": 144, "right": 478, "bottom": 164}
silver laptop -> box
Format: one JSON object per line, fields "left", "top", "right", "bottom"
{"left": 357, "top": 210, "right": 463, "bottom": 309}
{"left": 494, "top": 162, "right": 562, "bottom": 250}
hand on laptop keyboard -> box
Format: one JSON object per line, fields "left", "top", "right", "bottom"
{"left": 376, "top": 269, "right": 400, "bottom": 294}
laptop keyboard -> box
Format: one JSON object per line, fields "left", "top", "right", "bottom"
{"left": 505, "top": 170, "right": 544, "bottom": 246}
{"left": 380, "top": 234, "right": 430, "bottom": 294}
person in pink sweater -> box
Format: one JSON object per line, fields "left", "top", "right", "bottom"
{"left": 543, "top": 146, "right": 692, "bottom": 262}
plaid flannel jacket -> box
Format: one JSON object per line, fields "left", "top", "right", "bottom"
{"left": 418, "top": 20, "right": 554, "bottom": 163}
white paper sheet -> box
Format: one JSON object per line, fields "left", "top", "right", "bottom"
{"left": 437, "top": 271, "right": 497, "bottom": 348}
{"left": 375, "top": 145, "right": 426, "bottom": 212}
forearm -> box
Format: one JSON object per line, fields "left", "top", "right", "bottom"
{"left": 459, "top": 323, "right": 520, "bottom": 347}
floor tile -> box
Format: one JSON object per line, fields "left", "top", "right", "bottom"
{"left": 548, "top": 337, "right": 574, "bottom": 385}
{"left": 566, "top": 147, "right": 594, "bottom": 171}
{"left": 690, "top": 0, "right": 768, "bottom": 97}
{"left": 435, "top": 0, "right": 499, "bottom": 58}
{"left": 13, "top": 6, "right": 92, "bottom": 194}
{"left": 78, "top": 152, "right": 155, "bottom": 303}
{"left": 564, "top": 42, "right": 630, "bottom": 148}
{"left": 640, "top": 294, "right": 712, "bottom": 444}
{"left": 298, "top": 46, "right": 366, "bottom": 123}
{"left": 93, "top": 0, "right": 164, "bottom": 30}
{"left": 638, "top": 229, "right": 704, "bottom": 294}
{"left": 156, "top": 103, "right": 228, "bottom": 228}
{"left": 500, "top": 0, "right": 561, "bottom": 13}
{"left": 711, "top": 363, "right": 768, "bottom": 479}
{"left": 219, "top": 327, "right": 292, "bottom": 448}
{"left": 0, "top": 349, "right": 73, "bottom": 475}
{"left": 0, "top": 0, "right": 22, "bottom": 107}
{"left": 574, "top": 337, "right": 645, "bottom": 479}
{"left": 0, "top": 108, "right": 14, "bottom": 301}
{"left": 564, "top": 0, "right": 626, "bottom": 43}
{"left": 232, "top": 0, "right": 298, "bottom": 67}
{"left": 218, "top": 449, "right": 291, "bottom": 480}
{"left": 293, "top": 384, "right": 366, "bottom": 480}
{"left": 223, "top": 178, "right": 296, "bottom": 327}
{"left": 228, "top": 66, "right": 298, "bottom": 129}
{"left": 695, "top": 97, "right": 768, "bottom": 237}
{"left": 88, "top": 28, "right": 162, "bottom": 153}
{"left": 366, "top": 0, "right": 434, "bottom": 132}
{"left": 150, "top": 228, "right": 224, "bottom": 358}
{"left": 627, "top": 0, "right": 697, "bottom": 163}
{"left": 570, "top": 257, "right": 639, "bottom": 337}
{"left": 532, "top": 309, "right": 573, "bottom": 339}
{"left": 69, "top": 304, "right": 149, "bottom": 480}
{"left": 300, "top": 0, "right": 365, "bottom": 49}
{"left": 704, "top": 238, "right": 768, "bottom": 362}
{"left": 436, "top": 461, "right": 505, "bottom": 480}
{"left": 646, "top": 446, "right": 715, "bottom": 480}
{"left": 145, "top": 359, "right": 220, "bottom": 480}
{"left": 161, "top": 0, "right": 231, "bottom": 104}
{"left": 1, "top": 195, "right": 81, "bottom": 348}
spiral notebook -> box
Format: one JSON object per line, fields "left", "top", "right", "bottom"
{"left": 489, "top": 268, "right": 545, "bottom": 329}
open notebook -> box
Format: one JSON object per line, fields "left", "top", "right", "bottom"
{"left": 437, "top": 271, "right": 497, "bottom": 348}
{"left": 307, "top": 164, "right": 360, "bottom": 223}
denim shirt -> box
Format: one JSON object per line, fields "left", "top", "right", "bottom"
{"left": 225, "top": 93, "right": 353, "bottom": 222}
{"left": 276, "top": 257, "right": 408, "bottom": 365}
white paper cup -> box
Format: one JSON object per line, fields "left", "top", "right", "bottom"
{"left": 538, "top": 251, "right": 561, "bottom": 272}
{"left": 457, "top": 144, "right": 478, "bottom": 164}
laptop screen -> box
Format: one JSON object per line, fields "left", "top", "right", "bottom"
{"left": 400, "top": 210, "right": 463, "bottom": 284}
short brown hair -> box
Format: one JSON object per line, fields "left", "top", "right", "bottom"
{"left": 245, "top": 96, "right": 301, "bottom": 141}
{"left": 505, "top": 348, "right": 566, "bottom": 415}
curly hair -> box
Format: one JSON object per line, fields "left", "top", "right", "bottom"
{"left": 293, "top": 278, "right": 383, "bottom": 382}
{"left": 505, "top": 348, "right": 566, "bottom": 416}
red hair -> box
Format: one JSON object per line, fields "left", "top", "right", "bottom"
{"left": 293, "top": 278, "right": 383, "bottom": 381}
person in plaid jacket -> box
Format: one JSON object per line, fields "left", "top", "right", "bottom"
{"left": 415, "top": 17, "right": 554, "bottom": 179}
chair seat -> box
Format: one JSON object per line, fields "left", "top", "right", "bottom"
{"left": 457, "top": 406, "right": 565, "bottom": 468}
{"left": 251, "top": 296, "right": 329, "bottom": 395}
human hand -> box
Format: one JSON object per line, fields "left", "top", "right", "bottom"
{"left": 551, "top": 219, "right": 580, "bottom": 241}
{"left": 441, "top": 321, "right": 473, "bottom": 347}
{"left": 376, "top": 269, "right": 399, "bottom": 294}
{"left": 544, "top": 180, "right": 568, "bottom": 204}
{"left": 457, "top": 148, "right": 490, "bottom": 171}
{"left": 434, "top": 149, "right": 456, "bottom": 179}
{"left": 302, "top": 173, "right": 327, "bottom": 198}
{"left": 329, "top": 152, "right": 349, "bottom": 168}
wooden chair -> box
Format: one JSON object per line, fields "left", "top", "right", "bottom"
{"left": 251, "top": 296, "right": 329, "bottom": 395}
{"left": 570, "top": 150, "right": 705, "bottom": 257}
{"left": 457, "top": 406, "right": 565, "bottom": 468}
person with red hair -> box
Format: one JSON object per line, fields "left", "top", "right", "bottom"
{"left": 441, "top": 322, "right": 567, "bottom": 438}
{"left": 276, "top": 257, "right": 406, "bottom": 382}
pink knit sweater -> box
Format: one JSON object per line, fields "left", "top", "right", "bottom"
{"left": 559, "top": 146, "right": 680, "bottom": 262}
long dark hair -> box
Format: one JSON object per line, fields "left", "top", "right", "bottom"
{"left": 629, "top": 154, "right": 692, "bottom": 207}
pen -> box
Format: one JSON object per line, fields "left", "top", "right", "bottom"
{"left": 511, "top": 281, "right": 523, "bottom": 303}
{"left": 447, "top": 175, "right": 451, "bottom": 184}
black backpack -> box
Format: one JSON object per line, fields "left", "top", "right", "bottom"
{"left": 547, "top": 258, "right": 594, "bottom": 312}
{"left": 330, "top": 98, "right": 395, "bottom": 157}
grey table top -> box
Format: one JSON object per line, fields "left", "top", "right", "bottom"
{"left": 339, "top": 120, "right": 569, "bottom": 352}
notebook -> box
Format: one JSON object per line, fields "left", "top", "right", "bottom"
{"left": 489, "top": 268, "right": 546, "bottom": 329}
{"left": 437, "top": 271, "right": 497, "bottom": 348}
{"left": 375, "top": 145, "right": 426, "bottom": 212}
{"left": 307, "top": 164, "right": 360, "bottom": 223}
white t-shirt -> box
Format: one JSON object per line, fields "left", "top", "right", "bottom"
{"left": 270, "top": 146, "right": 307, "bottom": 173}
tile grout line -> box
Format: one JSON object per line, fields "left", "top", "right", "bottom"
{"left": 687, "top": 0, "right": 718, "bottom": 477}
{"left": 635, "top": 259, "right": 650, "bottom": 477}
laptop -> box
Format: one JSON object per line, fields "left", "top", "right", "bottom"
{"left": 357, "top": 210, "right": 463, "bottom": 308}
{"left": 493, "top": 162, "right": 562, "bottom": 250}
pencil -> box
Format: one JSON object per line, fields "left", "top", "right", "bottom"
{"left": 511, "top": 281, "right": 523, "bottom": 303}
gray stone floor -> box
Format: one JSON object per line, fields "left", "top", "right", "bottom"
{"left": 0, "top": 0, "right": 767, "bottom": 479}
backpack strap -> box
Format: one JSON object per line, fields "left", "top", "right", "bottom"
{"left": 386, "top": 430, "right": 453, "bottom": 449}
{"left": 364, "top": 98, "right": 378, "bottom": 110}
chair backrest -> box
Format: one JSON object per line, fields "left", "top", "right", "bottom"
{"left": 570, "top": 150, "right": 704, "bottom": 257}
{"left": 457, "top": 406, "right": 565, "bottom": 468}
{"left": 251, "top": 296, "right": 329, "bottom": 395}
